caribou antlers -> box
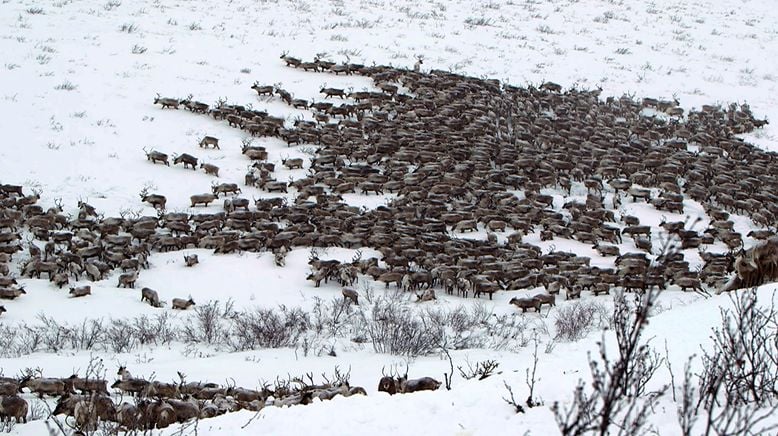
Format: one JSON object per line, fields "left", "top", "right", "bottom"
{"left": 413, "top": 54, "right": 424, "bottom": 72}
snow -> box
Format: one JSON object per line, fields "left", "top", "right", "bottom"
{"left": 1, "top": 0, "right": 777, "bottom": 434}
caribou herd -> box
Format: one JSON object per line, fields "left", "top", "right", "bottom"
{"left": 0, "top": 365, "right": 378, "bottom": 430}
{"left": 0, "top": 52, "right": 777, "bottom": 427}
{"left": 154, "top": 53, "right": 774, "bottom": 305}
{"left": 2, "top": 54, "right": 777, "bottom": 312}
{"left": 0, "top": 363, "right": 440, "bottom": 430}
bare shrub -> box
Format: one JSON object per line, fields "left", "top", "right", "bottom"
{"left": 65, "top": 319, "right": 105, "bottom": 350}
{"left": 554, "top": 300, "right": 612, "bottom": 342}
{"left": 503, "top": 381, "right": 527, "bottom": 414}
{"left": 181, "top": 301, "right": 229, "bottom": 344}
{"left": 525, "top": 334, "right": 543, "bottom": 408}
{"left": 103, "top": 0, "right": 121, "bottom": 11}
{"left": 13, "top": 323, "right": 45, "bottom": 356}
{"left": 464, "top": 17, "right": 492, "bottom": 26}
{"left": 36, "top": 314, "right": 70, "bottom": 352}
{"left": 131, "top": 315, "right": 157, "bottom": 346}
{"left": 138, "top": 312, "right": 176, "bottom": 346}
{"left": 537, "top": 25, "right": 555, "bottom": 34}
{"left": 553, "top": 290, "right": 667, "bottom": 435}
{"left": 360, "top": 293, "right": 443, "bottom": 356}
{"left": 423, "top": 305, "right": 479, "bottom": 350}
{"left": 54, "top": 80, "right": 77, "bottom": 91}
{"left": 485, "top": 312, "right": 535, "bottom": 350}
{"left": 700, "top": 289, "right": 778, "bottom": 406}
{"left": 104, "top": 319, "right": 137, "bottom": 353}
{"left": 672, "top": 289, "right": 778, "bottom": 435}
{"left": 0, "top": 324, "right": 15, "bottom": 355}
{"left": 119, "top": 22, "right": 137, "bottom": 33}
{"left": 458, "top": 359, "right": 500, "bottom": 380}
{"left": 504, "top": 333, "right": 543, "bottom": 413}
{"left": 311, "top": 296, "right": 352, "bottom": 338}
{"left": 226, "top": 306, "right": 310, "bottom": 351}
{"left": 0, "top": 297, "right": 544, "bottom": 358}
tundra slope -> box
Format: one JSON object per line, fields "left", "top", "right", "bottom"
{"left": 0, "top": 64, "right": 774, "bottom": 433}
{"left": 1, "top": 0, "right": 778, "bottom": 435}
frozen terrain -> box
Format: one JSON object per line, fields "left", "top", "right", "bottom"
{"left": 0, "top": 0, "right": 777, "bottom": 434}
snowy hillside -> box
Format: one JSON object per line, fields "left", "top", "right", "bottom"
{"left": 0, "top": 0, "right": 777, "bottom": 434}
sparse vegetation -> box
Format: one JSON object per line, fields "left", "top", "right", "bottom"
{"left": 671, "top": 289, "right": 778, "bottom": 435}
{"left": 553, "top": 289, "right": 667, "bottom": 435}
{"left": 0, "top": 1, "right": 777, "bottom": 434}
{"left": 554, "top": 301, "right": 612, "bottom": 342}
{"left": 103, "top": 0, "right": 121, "bottom": 10}
{"left": 54, "top": 80, "right": 77, "bottom": 90}
{"left": 119, "top": 22, "right": 137, "bottom": 33}
{"left": 464, "top": 16, "right": 493, "bottom": 26}
{"left": 458, "top": 359, "right": 500, "bottom": 380}
{"left": 0, "top": 295, "right": 544, "bottom": 358}
{"left": 536, "top": 24, "right": 555, "bottom": 34}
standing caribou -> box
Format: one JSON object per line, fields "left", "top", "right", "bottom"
{"left": 139, "top": 188, "right": 167, "bottom": 210}
{"left": 199, "top": 136, "right": 220, "bottom": 149}
{"left": 173, "top": 153, "right": 198, "bottom": 170}
{"left": 143, "top": 147, "right": 169, "bottom": 166}
{"left": 153, "top": 94, "right": 180, "bottom": 109}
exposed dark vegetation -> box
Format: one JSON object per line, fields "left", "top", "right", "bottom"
{"left": 674, "top": 289, "right": 778, "bottom": 435}
{"left": 0, "top": 294, "right": 536, "bottom": 358}
{"left": 552, "top": 287, "right": 667, "bottom": 435}
{"left": 549, "top": 286, "right": 778, "bottom": 436}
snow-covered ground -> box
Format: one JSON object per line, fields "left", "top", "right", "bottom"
{"left": 0, "top": 0, "right": 777, "bottom": 434}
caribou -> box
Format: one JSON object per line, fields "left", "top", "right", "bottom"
{"left": 199, "top": 136, "right": 220, "bottom": 149}
{"left": 143, "top": 147, "right": 169, "bottom": 166}
{"left": 153, "top": 94, "right": 180, "bottom": 109}
{"left": 173, "top": 153, "right": 198, "bottom": 170}
{"left": 171, "top": 297, "right": 195, "bottom": 310}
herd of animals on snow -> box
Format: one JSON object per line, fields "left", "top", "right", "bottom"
{"left": 1, "top": 52, "right": 778, "bottom": 429}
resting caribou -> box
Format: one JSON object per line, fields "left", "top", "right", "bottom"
{"left": 69, "top": 285, "right": 91, "bottom": 297}
{"left": 20, "top": 376, "right": 69, "bottom": 398}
